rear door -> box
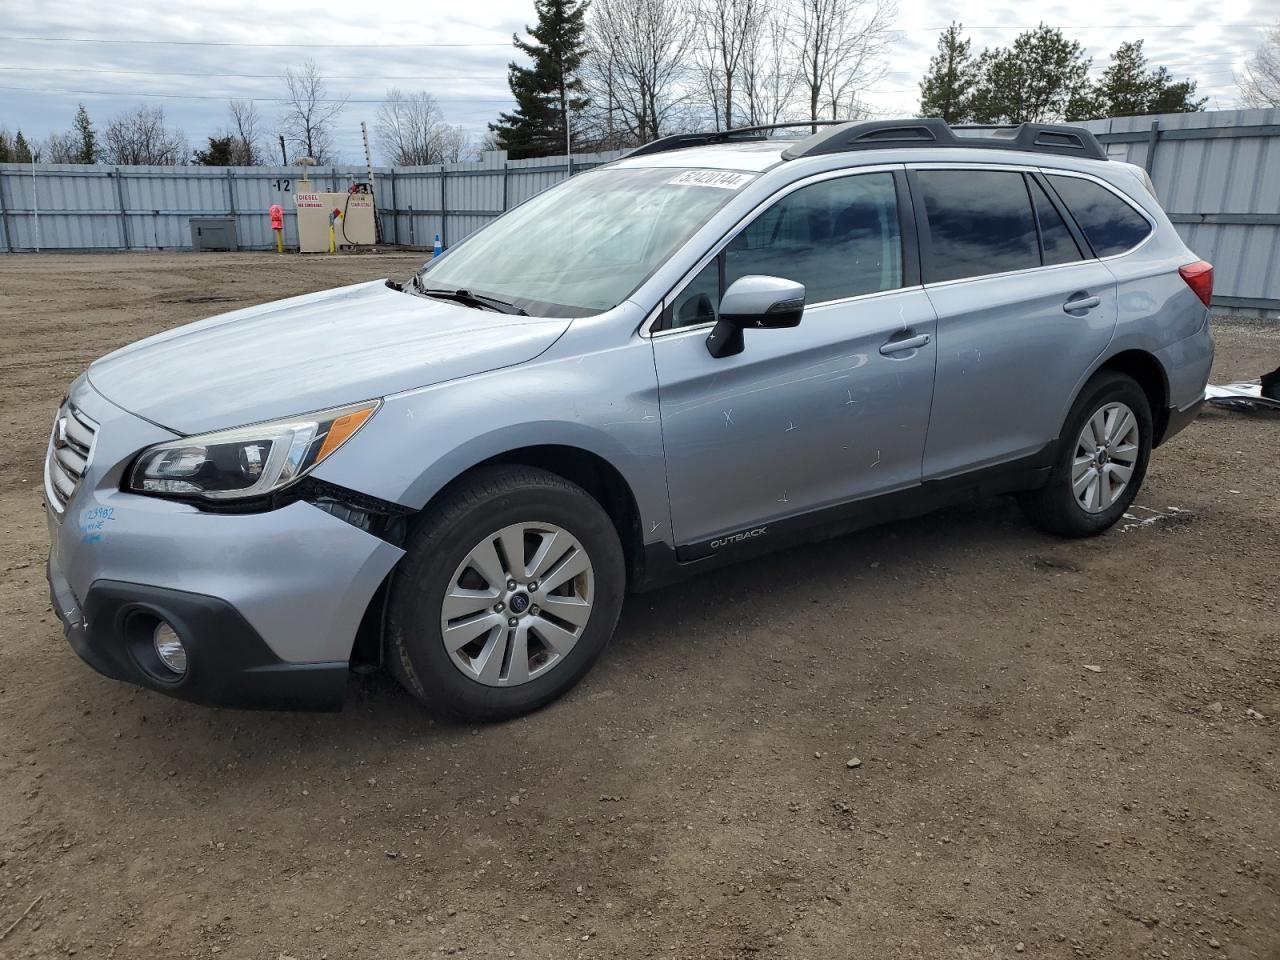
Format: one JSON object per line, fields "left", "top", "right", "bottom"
{"left": 911, "top": 166, "right": 1119, "bottom": 478}
{"left": 651, "top": 168, "right": 939, "bottom": 554}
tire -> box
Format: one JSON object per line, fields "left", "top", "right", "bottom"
{"left": 385, "top": 464, "right": 626, "bottom": 721}
{"left": 1017, "top": 371, "right": 1153, "bottom": 538}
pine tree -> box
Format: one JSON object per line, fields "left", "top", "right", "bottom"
{"left": 918, "top": 23, "right": 979, "bottom": 123}
{"left": 194, "top": 135, "right": 235, "bottom": 165}
{"left": 489, "top": 0, "right": 590, "bottom": 159}
{"left": 970, "top": 24, "right": 1092, "bottom": 123}
{"left": 1090, "top": 40, "right": 1206, "bottom": 117}
{"left": 13, "top": 130, "right": 33, "bottom": 163}
{"left": 73, "top": 104, "right": 97, "bottom": 163}
{"left": 0, "top": 130, "right": 11, "bottom": 163}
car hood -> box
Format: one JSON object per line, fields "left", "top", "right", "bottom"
{"left": 87, "top": 280, "right": 571, "bottom": 434}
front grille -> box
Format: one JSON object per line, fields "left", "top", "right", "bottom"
{"left": 45, "top": 401, "right": 98, "bottom": 513}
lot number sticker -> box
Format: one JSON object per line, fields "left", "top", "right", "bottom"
{"left": 668, "top": 170, "right": 755, "bottom": 190}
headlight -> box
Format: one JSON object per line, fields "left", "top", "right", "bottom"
{"left": 128, "top": 400, "right": 379, "bottom": 501}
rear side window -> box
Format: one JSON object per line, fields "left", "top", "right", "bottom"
{"left": 1029, "top": 177, "right": 1083, "bottom": 266}
{"left": 917, "top": 170, "right": 1039, "bottom": 282}
{"left": 1047, "top": 175, "right": 1152, "bottom": 257}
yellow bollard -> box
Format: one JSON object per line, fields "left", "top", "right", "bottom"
{"left": 328, "top": 223, "right": 335, "bottom": 254}
{"left": 275, "top": 228, "right": 283, "bottom": 254}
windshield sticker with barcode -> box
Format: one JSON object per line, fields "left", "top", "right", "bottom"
{"left": 668, "top": 170, "right": 755, "bottom": 190}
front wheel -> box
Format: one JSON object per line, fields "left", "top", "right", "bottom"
{"left": 385, "top": 465, "right": 626, "bottom": 721}
{"left": 1018, "top": 371, "right": 1153, "bottom": 537}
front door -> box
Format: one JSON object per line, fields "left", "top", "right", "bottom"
{"left": 651, "top": 169, "right": 938, "bottom": 554}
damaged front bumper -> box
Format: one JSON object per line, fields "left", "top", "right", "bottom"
{"left": 46, "top": 377, "right": 405, "bottom": 710}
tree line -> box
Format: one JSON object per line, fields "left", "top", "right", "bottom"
{"left": 4, "top": 14, "right": 1279, "bottom": 167}
{"left": 918, "top": 24, "right": 1203, "bottom": 124}
{"left": 489, "top": 2, "right": 1271, "bottom": 159}
{"left": 0, "top": 59, "right": 475, "bottom": 167}
{"left": 489, "top": 0, "right": 898, "bottom": 158}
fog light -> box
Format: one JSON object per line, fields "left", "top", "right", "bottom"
{"left": 153, "top": 621, "right": 188, "bottom": 676}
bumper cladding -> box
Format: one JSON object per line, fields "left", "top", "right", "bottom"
{"left": 49, "top": 559, "right": 348, "bottom": 711}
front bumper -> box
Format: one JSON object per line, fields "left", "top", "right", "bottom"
{"left": 46, "top": 376, "right": 405, "bottom": 710}
{"left": 49, "top": 557, "right": 349, "bottom": 710}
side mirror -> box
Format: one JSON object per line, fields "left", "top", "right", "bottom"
{"left": 706, "top": 276, "right": 805, "bottom": 358}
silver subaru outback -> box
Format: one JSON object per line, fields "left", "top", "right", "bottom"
{"left": 46, "top": 120, "right": 1214, "bottom": 720}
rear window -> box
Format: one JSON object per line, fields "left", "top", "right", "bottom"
{"left": 1047, "top": 175, "right": 1152, "bottom": 257}
{"left": 917, "top": 170, "right": 1039, "bottom": 283}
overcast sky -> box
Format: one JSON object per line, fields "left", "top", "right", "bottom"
{"left": 1, "top": 0, "right": 1272, "bottom": 162}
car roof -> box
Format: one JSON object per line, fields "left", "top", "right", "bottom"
{"left": 610, "top": 141, "right": 788, "bottom": 172}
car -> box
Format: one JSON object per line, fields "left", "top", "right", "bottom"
{"left": 45, "top": 118, "right": 1215, "bottom": 720}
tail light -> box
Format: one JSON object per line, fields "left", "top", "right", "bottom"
{"left": 1179, "top": 260, "right": 1213, "bottom": 307}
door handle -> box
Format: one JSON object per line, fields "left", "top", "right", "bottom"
{"left": 1063, "top": 294, "right": 1101, "bottom": 313}
{"left": 880, "top": 333, "right": 931, "bottom": 355}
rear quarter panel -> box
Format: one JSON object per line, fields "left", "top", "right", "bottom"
{"left": 1051, "top": 163, "right": 1213, "bottom": 416}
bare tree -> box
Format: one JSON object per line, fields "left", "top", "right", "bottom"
{"left": 102, "top": 105, "right": 189, "bottom": 164}
{"left": 1239, "top": 21, "right": 1280, "bottom": 108}
{"left": 227, "top": 99, "right": 264, "bottom": 164}
{"left": 584, "top": 0, "right": 696, "bottom": 146}
{"left": 375, "top": 89, "right": 471, "bottom": 164}
{"left": 434, "top": 125, "right": 473, "bottom": 163}
{"left": 280, "top": 59, "right": 347, "bottom": 162}
{"left": 741, "top": 4, "right": 802, "bottom": 125}
{"left": 40, "top": 132, "right": 79, "bottom": 163}
{"left": 789, "top": 0, "right": 896, "bottom": 128}
{"left": 694, "top": 0, "right": 763, "bottom": 129}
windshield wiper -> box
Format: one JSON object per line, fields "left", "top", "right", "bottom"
{"left": 412, "top": 278, "right": 527, "bottom": 316}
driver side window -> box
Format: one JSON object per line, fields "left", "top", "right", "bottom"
{"left": 664, "top": 172, "right": 903, "bottom": 329}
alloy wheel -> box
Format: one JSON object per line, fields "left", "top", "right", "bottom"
{"left": 1072, "top": 401, "right": 1140, "bottom": 513}
{"left": 439, "top": 522, "right": 595, "bottom": 686}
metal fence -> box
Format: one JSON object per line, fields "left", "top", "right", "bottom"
{"left": 0, "top": 151, "right": 623, "bottom": 255}
{"left": 2, "top": 108, "right": 1278, "bottom": 315}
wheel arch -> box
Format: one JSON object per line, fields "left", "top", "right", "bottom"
{"left": 474, "top": 445, "right": 646, "bottom": 582}
{"left": 352, "top": 440, "right": 651, "bottom": 667}
{"left": 1085, "top": 349, "right": 1171, "bottom": 445}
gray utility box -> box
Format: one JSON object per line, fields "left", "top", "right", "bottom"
{"left": 189, "top": 217, "right": 239, "bottom": 251}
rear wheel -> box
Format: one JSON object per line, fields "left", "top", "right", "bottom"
{"left": 1018, "top": 371, "right": 1152, "bottom": 537}
{"left": 385, "top": 465, "right": 626, "bottom": 721}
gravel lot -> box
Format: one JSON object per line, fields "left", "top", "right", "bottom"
{"left": 0, "top": 252, "right": 1277, "bottom": 960}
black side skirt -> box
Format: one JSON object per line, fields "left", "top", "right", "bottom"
{"left": 632, "top": 442, "right": 1056, "bottom": 591}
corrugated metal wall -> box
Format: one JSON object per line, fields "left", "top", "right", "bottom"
{"left": 1, "top": 110, "right": 1276, "bottom": 313}
{"left": 1078, "top": 108, "right": 1280, "bottom": 315}
{"left": 0, "top": 151, "right": 622, "bottom": 257}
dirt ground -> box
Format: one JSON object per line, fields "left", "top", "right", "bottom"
{"left": 0, "top": 252, "right": 1276, "bottom": 960}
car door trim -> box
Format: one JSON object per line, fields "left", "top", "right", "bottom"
{"left": 647, "top": 283, "right": 929, "bottom": 340}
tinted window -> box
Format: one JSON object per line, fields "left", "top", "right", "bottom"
{"left": 665, "top": 172, "right": 903, "bottom": 329}
{"left": 918, "top": 170, "right": 1039, "bottom": 282}
{"left": 668, "top": 258, "right": 719, "bottom": 328}
{"left": 1047, "top": 175, "right": 1152, "bottom": 257}
{"left": 1029, "top": 177, "right": 1083, "bottom": 266}
{"left": 725, "top": 173, "right": 902, "bottom": 303}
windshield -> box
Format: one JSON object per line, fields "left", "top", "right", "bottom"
{"left": 415, "top": 166, "right": 754, "bottom": 317}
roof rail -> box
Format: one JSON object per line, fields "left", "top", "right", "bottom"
{"left": 623, "top": 121, "right": 850, "bottom": 159}
{"left": 780, "top": 118, "right": 1107, "bottom": 161}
